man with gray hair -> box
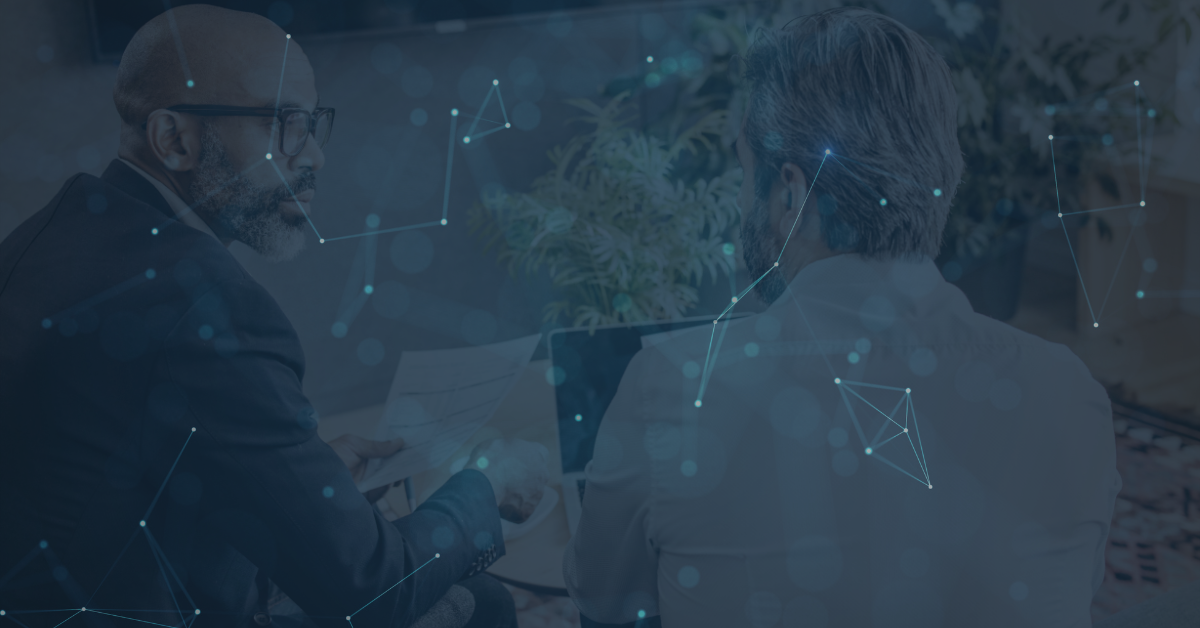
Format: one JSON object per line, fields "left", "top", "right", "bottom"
{"left": 565, "top": 7, "right": 1119, "bottom": 627}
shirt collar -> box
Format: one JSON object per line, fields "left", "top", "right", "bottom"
{"left": 786, "top": 253, "right": 943, "bottom": 292}
{"left": 770, "top": 252, "right": 967, "bottom": 321}
{"left": 117, "top": 158, "right": 222, "bottom": 243}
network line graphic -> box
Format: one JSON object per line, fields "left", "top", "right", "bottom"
{"left": 0, "top": 429, "right": 199, "bottom": 628}
{"left": 687, "top": 147, "right": 940, "bottom": 489}
{"left": 1047, "top": 79, "right": 1171, "bottom": 328}
{"left": 265, "top": 33, "right": 513, "bottom": 245}
{"left": 0, "top": 426, "right": 441, "bottom": 627}
{"left": 322, "top": 84, "right": 512, "bottom": 336}
{"left": 836, "top": 379, "right": 932, "bottom": 489}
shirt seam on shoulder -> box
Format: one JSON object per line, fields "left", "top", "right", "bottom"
{"left": 0, "top": 173, "right": 86, "bottom": 297}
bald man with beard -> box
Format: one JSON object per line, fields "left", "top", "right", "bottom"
{"left": 0, "top": 5, "right": 547, "bottom": 628}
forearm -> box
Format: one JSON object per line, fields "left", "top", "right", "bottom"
{"left": 390, "top": 469, "right": 506, "bottom": 591}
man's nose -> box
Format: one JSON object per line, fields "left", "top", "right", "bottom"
{"left": 290, "top": 132, "right": 326, "bottom": 172}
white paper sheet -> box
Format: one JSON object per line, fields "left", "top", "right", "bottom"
{"left": 355, "top": 334, "right": 542, "bottom": 492}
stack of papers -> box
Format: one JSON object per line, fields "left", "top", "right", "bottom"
{"left": 356, "top": 334, "right": 542, "bottom": 492}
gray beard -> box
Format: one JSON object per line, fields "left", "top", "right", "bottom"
{"left": 741, "top": 194, "right": 789, "bottom": 304}
{"left": 190, "top": 125, "right": 310, "bottom": 262}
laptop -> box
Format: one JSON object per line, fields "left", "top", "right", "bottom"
{"left": 549, "top": 314, "right": 749, "bottom": 534}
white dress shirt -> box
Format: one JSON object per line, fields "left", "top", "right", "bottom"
{"left": 564, "top": 254, "right": 1120, "bottom": 628}
{"left": 118, "top": 158, "right": 221, "bottom": 242}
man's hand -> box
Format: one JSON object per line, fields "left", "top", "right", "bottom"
{"left": 329, "top": 434, "right": 405, "bottom": 504}
{"left": 467, "top": 438, "right": 550, "bottom": 523}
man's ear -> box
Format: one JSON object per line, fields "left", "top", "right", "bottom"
{"left": 144, "top": 109, "right": 201, "bottom": 172}
{"left": 775, "top": 161, "right": 812, "bottom": 240}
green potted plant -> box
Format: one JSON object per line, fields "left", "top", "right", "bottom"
{"left": 468, "top": 95, "right": 741, "bottom": 328}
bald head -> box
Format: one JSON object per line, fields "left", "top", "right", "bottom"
{"left": 114, "top": 4, "right": 313, "bottom": 127}
{"left": 112, "top": 4, "right": 325, "bottom": 262}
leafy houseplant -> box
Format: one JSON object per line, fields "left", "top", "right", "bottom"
{"left": 468, "top": 95, "right": 741, "bottom": 328}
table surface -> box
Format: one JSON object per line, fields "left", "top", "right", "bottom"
{"left": 317, "top": 358, "right": 571, "bottom": 592}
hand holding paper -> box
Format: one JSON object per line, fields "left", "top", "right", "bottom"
{"left": 467, "top": 438, "right": 551, "bottom": 523}
{"left": 356, "top": 334, "right": 542, "bottom": 493}
{"left": 329, "top": 434, "right": 405, "bottom": 503}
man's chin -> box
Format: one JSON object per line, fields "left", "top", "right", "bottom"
{"left": 255, "top": 226, "right": 307, "bottom": 262}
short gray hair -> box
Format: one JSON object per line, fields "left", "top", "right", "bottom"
{"left": 742, "top": 7, "right": 963, "bottom": 259}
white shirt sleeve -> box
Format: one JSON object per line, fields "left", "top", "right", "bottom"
{"left": 563, "top": 350, "right": 659, "bottom": 624}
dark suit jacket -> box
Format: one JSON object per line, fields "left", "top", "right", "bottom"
{"left": 0, "top": 160, "right": 504, "bottom": 627}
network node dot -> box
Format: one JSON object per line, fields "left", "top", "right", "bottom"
{"left": 151, "top": 227, "right": 159, "bottom": 235}
{"left": 879, "top": 198, "right": 887, "bottom": 206}
{"left": 346, "top": 617, "right": 351, "bottom": 621}
{"left": 906, "top": 388, "right": 911, "bottom": 393}
{"left": 865, "top": 447, "right": 873, "bottom": 455}
{"left": 731, "top": 296, "right": 738, "bottom": 303}
{"left": 1093, "top": 322, "right": 1099, "bottom": 328}
{"left": 451, "top": 108, "right": 459, "bottom": 116}
{"left": 492, "top": 79, "right": 499, "bottom": 85}
{"left": 1133, "top": 80, "right": 1140, "bottom": 86}
{"left": 139, "top": 520, "right": 145, "bottom": 527}
{"left": 713, "top": 320, "right": 718, "bottom": 324}
{"left": 463, "top": 137, "right": 471, "bottom": 144}
{"left": 903, "top": 428, "right": 909, "bottom": 433}
{"left": 319, "top": 238, "right": 325, "bottom": 243}
{"left": 476, "top": 457, "right": 489, "bottom": 469}
{"left": 195, "top": 610, "right": 201, "bottom": 615}
{"left": 286, "top": 34, "right": 291, "bottom": 39}
{"left": 825, "top": 149, "right": 831, "bottom": 155}
{"left": 505, "top": 122, "right": 511, "bottom": 128}
{"left": 1057, "top": 213, "right": 1063, "bottom": 218}
{"left": 646, "top": 55, "right": 654, "bottom": 62}
{"left": 435, "top": 553, "right": 440, "bottom": 558}
{"left": 638, "top": 610, "right": 646, "bottom": 619}
{"left": 933, "top": 188, "right": 942, "bottom": 196}
{"left": 363, "top": 285, "right": 374, "bottom": 294}
{"left": 1136, "top": 290, "right": 1145, "bottom": 299}
{"left": 191, "top": 427, "right": 196, "bottom": 432}
{"left": 834, "top": 378, "right": 841, "bottom": 384}
{"left": 1, "top": 610, "right": 6, "bottom": 615}
{"left": 81, "top": 607, "right": 86, "bottom": 611}
{"left": 440, "top": 219, "right": 448, "bottom": 225}
{"left": 928, "top": 484, "right": 933, "bottom": 489}
{"left": 1140, "top": 201, "right": 1146, "bottom": 206}
{"left": 266, "top": 153, "right": 272, "bottom": 160}
{"left": 1048, "top": 134, "right": 1054, "bottom": 140}
{"left": 186, "top": 80, "right": 194, "bottom": 88}
{"left": 773, "top": 261, "right": 779, "bottom": 267}
{"left": 574, "top": 414, "right": 582, "bottom": 422}
{"left": 694, "top": 400, "right": 702, "bottom": 407}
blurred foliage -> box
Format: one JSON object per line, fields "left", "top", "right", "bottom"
{"left": 467, "top": 95, "right": 741, "bottom": 328}
{"left": 609, "top": 0, "right": 1178, "bottom": 261}
{"left": 471, "top": 0, "right": 1186, "bottom": 326}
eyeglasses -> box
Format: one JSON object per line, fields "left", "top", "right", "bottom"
{"left": 159, "top": 105, "right": 336, "bottom": 157}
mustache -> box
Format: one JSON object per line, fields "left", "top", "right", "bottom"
{"left": 270, "top": 171, "right": 317, "bottom": 207}
{"left": 282, "top": 171, "right": 316, "bottom": 196}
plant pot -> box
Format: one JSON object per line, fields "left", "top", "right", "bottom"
{"left": 939, "top": 226, "right": 1029, "bottom": 321}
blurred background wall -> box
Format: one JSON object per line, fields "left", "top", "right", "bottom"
{"left": 1, "top": 0, "right": 1196, "bottom": 417}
